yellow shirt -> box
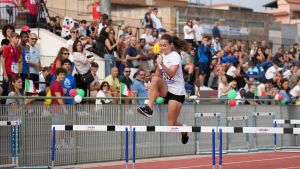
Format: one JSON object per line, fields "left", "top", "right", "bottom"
{"left": 104, "top": 75, "right": 120, "bottom": 89}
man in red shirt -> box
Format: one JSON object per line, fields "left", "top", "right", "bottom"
{"left": 87, "top": 0, "right": 101, "bottom": 21}
{"left": 20, "top": 0, "right": 39, "bottom": 28}
{"left": 1, "top": 32, "right": 20, "bottom": 104}
{"left": 50, "top": 68, "right": 66, "bottom": 105}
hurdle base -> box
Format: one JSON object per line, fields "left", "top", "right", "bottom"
{"left": 0, "top": 164, "right": 17, "bottom": 168}
{"left": 15, "top": 166, "right": 50, "bottom": 169}
{"left": 281, "top": 146, "right": 300, "bottom": 150}
{"left": 196, "top": 151, "right": 228, "bottom": 155}
{"left": 227, "top": 149, "right": 249, "bottom": 153}
{"left": 257, "top": 148, "right": 276, "bottom": 151}
{"left": 248, "top": 148, "right": 259, "bottom": 152}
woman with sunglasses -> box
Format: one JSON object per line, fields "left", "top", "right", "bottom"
{"left": 137, "top": 34, "right": 190, "bottom": 144}
{"left": 95, "top": 81, "right": 112, "bottom": 105}
{"left": 50, "top": 47, "right": 70, "bottom": 75}
{"left": 104, "top": 28, "right": 121, "bottom": 76}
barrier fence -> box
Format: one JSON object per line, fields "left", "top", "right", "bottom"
{"left": 1, "top": 104, "right": 300, "bottom": 167}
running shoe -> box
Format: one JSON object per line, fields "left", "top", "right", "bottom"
{"left": 137, "top": 105, "right": 153, "bottom": 118}
{"left": 181, "top": 133, "right": 189, "bottom": 144}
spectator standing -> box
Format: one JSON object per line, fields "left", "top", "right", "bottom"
{"left": 0, "top": 24, "right": 15, "bottom": 54}
{"left": 125, "top": 36, "right": 141, "bottom": 78}
{"left": 104, "top": 28, "right": 120, "bottom": 76}
{"left": 28, "top": 33, "right": 42, "bottom": 89}
{"left": 279, "top": 79, "right": 292, "bottom": 104}
{"left": 212, "top": 21, "right": 221, "bottom": 42}
{"left": 151, "top": 8, "right": 163, "bottom": 34}
{"left": 183, "top": 19, "right": 195, "bottom": 47}
{"left": 67, "top": 27, "right": 79, "bottom": 62}
{"left": 193, "top": 17, "right": 204, "bottom": 47}
{"left": 20, "top": 0, "right": 38, "bottom": 28}
{"left": 143, "top": 7, "right": 153, "bottom": 29}
{"left": 197, "top": 37, "right": 212, "bottom": 87}
{"left": 1, "top": 32, "right": 20, "bottom": 104}
{"left": 50, "top": 47, "right": 70, "bottom": 75}
{"left": 79, "top": 20, "right": 91, "bottom": 37}
{"left": 19, "top": 31, "right": 30, "bottom": 83}
{"left": 140, "top": 28, "right": 155, "bottom": 47}
{"left": 181, "top": 49, "right": 195, "bottom": 83}
{"left": 87, "top": 0, "right": 101, "bottom": 22}
{"left": 61, "top": 59, "right": 76, "bottom": 104}
{"left": 73, "top": 40, "right": 93, "bottom": 96}
{"left": 48, "top": 17, "right": 62, "bottom": 36}
{"left": 138, "top": 38, "right": 154, "bottom": 72}
{"left": 132, "top": 69, "right": 148, "bottom": 105}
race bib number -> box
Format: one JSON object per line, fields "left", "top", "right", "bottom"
{"left": 11, "top": 62, "right": 19, "bottom": 74}
{"left": 25, "top": 52, "right": 30, "bottom": 63}
{"left": 161, "top": 69, "right": 174, "bottom": 84}
{"left": 30, "top": 0, "right": 36, "bottom": 4}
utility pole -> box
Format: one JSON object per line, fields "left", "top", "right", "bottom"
{"left": 101, "top": 0, "right": 112, "bottom": 18}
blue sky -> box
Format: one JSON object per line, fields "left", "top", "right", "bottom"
{"left": 202, "top": 0, "right": 275, "bottom": 12}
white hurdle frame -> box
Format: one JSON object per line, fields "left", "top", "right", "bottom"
{"left": 0, "top": 120, "right": 20, "bottom": 168}
{"left": 195, "top": 113, "right": 220, "bottom": 154}
{"left": 227, "top": 116, "right": 249, "bottom": 152}
{"left": 273, "top": 119, "right": 300, "bottom": 149}
{"left": 252, "top": 112, "right": 275, "bottom": 151}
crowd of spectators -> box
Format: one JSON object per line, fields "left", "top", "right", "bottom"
{"left": 1, "top": 5, "right": 300, "bottom": 106}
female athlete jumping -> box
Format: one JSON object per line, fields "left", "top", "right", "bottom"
{"left": 137, "top": 34, "right": 189, "bottom": 144}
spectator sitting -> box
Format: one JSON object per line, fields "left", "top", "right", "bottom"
{"left": 89, "top": 62, "right": 101, "bottom": 99}
{"left": 104, "top": 67, "right": 120, "bottom": 102}
{"left": 151, "top": 7, "right": 163, "bottom": 34}
{"left": 137, "top": 38, "right": 154, "bottom": 72}
{"left": 182, "top": 50, "right": 195, "bottom": 83}
{"left": 95, "top": 81, "right": 112, "bottom": 105}
{"left": 279, "top": 79, "right": 292, "bottom": 104}
{"left": 140, "top": 28, "right": 155, "bottom": 47}
{"left": 290, "top": 78, "right": 300, "bottom": 101}
{"left": 265, "top": 62, "right": 282, "bottom": 81}
{"left": 221, "top": 50, "right": 238, "bottom": 64}
{"left": 132, "top": 69, "right": 148, "bottom": 105}
{"left": 6, "top": 75, "right": 36, "bottom": 106}
{"left": 38, "top": 66, "right": 50, "bottom": 95}
{"left": 218, "top": 75, "right": 233, "bottom": 100}
{"left": 244, "top": 84, "right": 258, "bottom": 105}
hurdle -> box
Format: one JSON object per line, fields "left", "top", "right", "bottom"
{"left": 273, "top": 119, "right": 300, "bottom": 150}
{"left": 52, "top": 124, "right": 300, "bottom": 169}
{"left": 195, "top": 113, "right": 221, "bottom": 154}
{"left": 227, "top": 116, "right": 249, "bottom": 153}
{"left": 252, "top": 112, "right": 275, "bottom": 151}
{"left": 0, "top": 120, "right": 20, "bottom": 168}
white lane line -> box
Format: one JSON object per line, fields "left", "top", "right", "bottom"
{"left": 278, "top": 166, "right": 300, "bottom": 169}
{"left": 170, "top": 155, "right": 300, "bottom": 169}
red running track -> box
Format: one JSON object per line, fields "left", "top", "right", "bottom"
{"left": 77, "top": 152, "right": 300, "bottom": 169}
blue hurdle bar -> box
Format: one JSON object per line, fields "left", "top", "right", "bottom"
{"left": 132, "top": 128, "right": 136, "bottom": 169}
{"left": 219, "top": 129, "right": 222, "bottom": 169}
{"left": 125, "top": 128, "right": 129, "bottom": 169}
{"left": 51, "top": 127, "right": 56, "bottom": 169}
{"left": 212, "top": 129, "right": 216, "bottom": 169}
{"left": 274, "top": 121, "right": 277, "bottom": 151}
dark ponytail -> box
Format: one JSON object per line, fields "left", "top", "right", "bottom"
{"left": 160, "top": 34, "right": 190, "bottom": 52}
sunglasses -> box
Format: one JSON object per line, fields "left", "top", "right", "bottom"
{"left": 124, "top": 70, "right": 131, "bottom": 73}
{"left": 30, "top": 38, "right": 38, "bottom": 40}
{"left": 72, "top": 31, "right": 78, "bottom": 34}
{"left": 103, "top": 84, "right": 109, "bottom": 87}
{"left": 63, "top": 52, "right": 70, "bottom": 55}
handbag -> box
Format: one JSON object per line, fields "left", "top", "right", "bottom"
{"left": 80, "top": 70, "right": 95, "bottom": 85}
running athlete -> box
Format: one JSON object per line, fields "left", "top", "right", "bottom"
{"left": 137, "top": 34, "right": 189, "bottom": 144}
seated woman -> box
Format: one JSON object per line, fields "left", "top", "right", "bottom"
{"left": 181, "top": 48, "right": 195, "bottom": 83}
{"left": 95, "top": 81, "right": 113, "bottom": 105}
{"left": 6, "top": 75, "right": 36, "bottom": 118}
